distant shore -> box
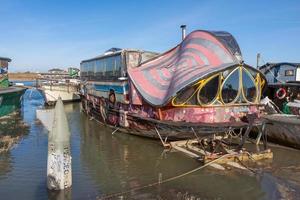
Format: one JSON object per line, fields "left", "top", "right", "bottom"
{"left": 8, "top": 73, "right": 40, "bottom": 81}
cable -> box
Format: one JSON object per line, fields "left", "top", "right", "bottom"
{"left": 97, "top": 154, "right": 231, "bottom": 199}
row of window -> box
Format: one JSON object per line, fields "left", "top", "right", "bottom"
{"left": 173, "top": 66, "right": 262, "bottom": 106}
{"left": 81, "top": 55, "right": 123, "bottom": 78}
{"left": 81, "top": 51, "right": 159, "bottom": 80}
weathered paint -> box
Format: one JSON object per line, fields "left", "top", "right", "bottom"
{"left": 161, "top": 106, "right": 260, "bottom": 123}
{"left": 80, "top": 29, "right": 265, "bottom": 140}
{"left": 263, "top": 114, "right": 300, "bottom": 149}
{"left": 0, "top": 87, "right": 26, "bottom": 117}
{"left": 47, "top": 98, "right": 72, "bottom": 190}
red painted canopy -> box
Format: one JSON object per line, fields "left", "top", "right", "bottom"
{"left": 128, "top": 30, "right": 242, "bottom": 106}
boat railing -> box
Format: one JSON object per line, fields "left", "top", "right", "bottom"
{"left": 35, "top": 76, "right": 80, "bottom": 93}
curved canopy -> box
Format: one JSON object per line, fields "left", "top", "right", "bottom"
{"left": 128, "top": 30, "right": 243, "bottom": 106}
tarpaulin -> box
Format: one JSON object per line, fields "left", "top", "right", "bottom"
{"left": 128, "top": 30, "right": 242, "bottom": 106}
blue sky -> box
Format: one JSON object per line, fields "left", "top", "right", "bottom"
{"left": 0, "top": 0, "right": 299, "bottom": 72}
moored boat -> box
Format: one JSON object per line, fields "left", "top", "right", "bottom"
{"left": 80, "top": 30, "right": 267, "bottom": 140}
{"left": 259, "top": 62, "right": 300, "bottom": 115}
{"left": 262, "top": 114, "right": 300, "bottom": 149}
{"left": 0, "top": 57, "right": 26, "bottom": 117}
{"left": 37, "top": 68, "right": 81, "bottom": 105}
{"left": 258, "top": 62, "right": 300, "bottom": 149}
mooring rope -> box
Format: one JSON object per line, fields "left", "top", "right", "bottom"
{"left": 97, "top": 154, "right": 231, "bottom": 199}
{"left": 235, "top": 156, "right": 258, "bottom": 174}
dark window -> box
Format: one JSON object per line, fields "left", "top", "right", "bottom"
{"left": 246, "top": 67, "right": 258, "bottom": 78}
{"left": 173, "top": 86, "right": 197, "bottom": 105}
{"left": 285, "top": 69, "right": 294, "bottom": 76}
{"left": 80, "top": 63, "right": 87, "bottom": 77}
{"left": 102, "top": 59, "right": 107, "bottom": 76}
{"left": 242, "top": 69, "right": 257, "bottom": 102}
{"left": 95, "top": 60, "right": 102, "bottom": 78}
{"left": 115, "top": 55, "right": 122, "bottom": 76}
{"left": 222, "top": 69, "right": 239, "bottom": 103}
{"left": 106, "top": 57, "right": 113, "bottom": 76}
{"left": 198, "top": 75, "right": 219, "bottom": 105}
{"left": 87, "top": 62, "right": 92, "bottom": 77}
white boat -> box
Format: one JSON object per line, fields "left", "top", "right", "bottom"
{"left": 37, "top": 71, "right": 81, "bottom": 105}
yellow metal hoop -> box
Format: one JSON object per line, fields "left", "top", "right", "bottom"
{"left": 172, "top": 65, "right": 261, "bottom": 107}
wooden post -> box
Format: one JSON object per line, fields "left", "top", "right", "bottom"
{"left": 47, "top": 97, "right": 72, "bottom": 190}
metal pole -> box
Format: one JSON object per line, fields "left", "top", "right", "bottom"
{"left": 180, "top": 25, "right": 186, "bottom": 41}
{"left": 256, "top": 53, "right": 261, "bottom": 69}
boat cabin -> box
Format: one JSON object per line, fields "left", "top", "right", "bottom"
{"left": 0, "top": 57, "right": 11, "bottom": 88}
{"left": 80, "top": 48, "right": 159, "bottom": 103}
{"left": 259, "top": 62, "right": 300, "bottom": 84}
{"left": 80, "top": 48, "right": 159, "bottom": 81}
{"left": 259, "top": 62, "right": 300, "bottom": 114}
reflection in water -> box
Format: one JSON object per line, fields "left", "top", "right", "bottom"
{"left": 79, "top": 114, "right": 268, "bottom": 199}
{"left": 47, "top": 188, "right": 72, "bottom": 200}
{"left": 0, "top": 113, "right": 29, "bottom": 153}
{"left": 0, "top": 87, "right": 300, "bottom": 199}
{"left": 0, "top": 104, "right": 30, "bottom": 178}
{"left": 0, "top": 153, "right": 12, "bottom": 178}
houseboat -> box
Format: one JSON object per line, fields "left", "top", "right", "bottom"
{"left": 80, "top": 30, "right": 267, "bottom": 140}
{"left": 0, "top": 57, "right": 26, "bottom": 117}
{"left": 259, "top": 62, "right": 300, "bottom": 149}
{"left": 259, "top": 62, "right": 300, "bottom": 115}
{"left": 37, "top": 68, "right": 81, "bottom": 105}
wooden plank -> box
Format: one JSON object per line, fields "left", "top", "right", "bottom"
{"left": 186, "top": 143, "right": 208, "bottom": 156}
{"left": 204, "top": 150, "right": 273, "bottom": 164}
{"left": 171, "top": 144, "right": 200, "bottom": 159}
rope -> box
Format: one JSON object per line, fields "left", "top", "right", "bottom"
{"left": 235, "top": 156, "right": 257, "bottom": 174}
{"left": 97, "top": 154, "right": 230, "bottom": 199}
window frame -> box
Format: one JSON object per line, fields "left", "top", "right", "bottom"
{"left": 285, "top": 69, "right": 294, "bottom": 76}
{"left": 172, "top": 65, "right": 262, "bottom": 107}
{"left": 220, "top": 67, "right": 242, "bottom": 105}
{"left": 196, "top": 73, "right": 220, "bottom": 105}
{"left": 241, "top": 67, "right": 259, "bottom": 103}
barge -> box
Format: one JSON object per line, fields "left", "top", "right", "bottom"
{"left": 80, "top": 29, "right": 267, "bottom": 141}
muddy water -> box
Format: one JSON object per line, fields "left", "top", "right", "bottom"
{"left": 0, "top": 88, "right": 300, "bottom": 199}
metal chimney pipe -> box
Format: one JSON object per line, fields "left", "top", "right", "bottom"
{"left": 256, "top": 53, "right": 261, "bottom": 68}
{"left": 180, "top": 25, "right": 186, "bottom": 40}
